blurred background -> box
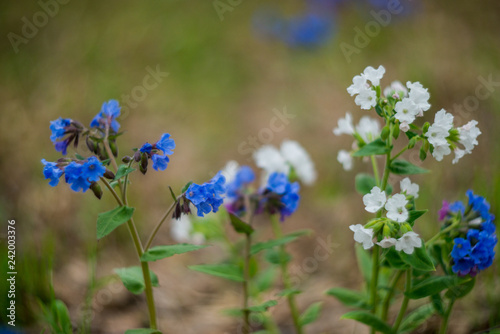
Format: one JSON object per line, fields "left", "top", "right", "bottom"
{"left": 1, "top": 0, "right": 499, "bottom": 333}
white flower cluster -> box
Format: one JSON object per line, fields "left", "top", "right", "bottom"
{"left": 333, "top": 112, "right": 381, "bottom": 171}
{"left": 347, "top": 65, "right": 385, "bottom": 110}
{"left": 253, "top": 140, "right": 317, "bottom": 185}
{"left": 394, "top": 82, "right": 431, "bottom": 132}
{"left": 350, "top": 178, "right": 422, "bottom": 254}
{"left": 424, "top": 109, "right": 481, "bottom": 163}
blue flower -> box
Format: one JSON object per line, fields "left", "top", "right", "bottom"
{"left": 280, "top": 181, "right": 300, "bottom": 220}
{"left": 41, "top": 159, "right": 63, "bottom": 186}
{"left": 186, "top": 172, "right": 226, "bottom": 217}
{"left": 266, "top": 172, "right": 289, "bottom": 195}
{"left": 64, "top": 162, "right": 91, "bottom": 192}
{"left": 90, "top": 100, "right": 121, "bottom": 132}
{"left": 156, "top": 133, "right": 176, "bottom": 155}
{"left": 140, "top": 143, "right": 153, "bottom": 153}
{"left": 467, "top": 190, "right": 491, "bottom": 220}
{"left": 284, "top": 13, "right": 333, "bottom": 48}
{"left": 226, "top": 166, "right": 255, "bottom": 199}
{"left": 50, "top": 118, "right": 71, "bottom": 142}
{"left": 152, "top": 154, "right": 170, "bottom": 171}
{"left": 452, "top": 257, "right": 476, "bottom": 277}
{"left": 451, "top": 238, "right": 471, "bottom": 258}
{"left": 449, "top": 201, "right": 465, "bottom": 215}
{"left": 55, "top": 140, "right": 70, "bottom": 155}
{"left": 81, "top": 156, "right": 106, "bottom": 182}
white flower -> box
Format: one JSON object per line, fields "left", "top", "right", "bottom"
{"left": 431, "top": 144, "right": 451, "bottom": 161}
{"left": 400, "top": 177, "right": 419, "bottom": 198}
{"left": 170, "top": 215, "right": 205, "bottom": 245}
{"left": 356, "top": 116, "right": 380, "bottom": 142}
{"left": 426, "top": 109, "right": 454, "bottom": 148}
{"left": 407, "top": 81, "right": 431, "bottom": 115}
{"left": 394, "top": 98, "right": 418, "bottom": 126}
{"left": 280, "top": 140, "right": 317, "bottom": 185}
{"left": 362, "top": 65, "right": 386, "bottom": 87}
{"left": 399, "top": 121, "right": 410, "bottom": 132}
{"left": 385, "top": 194, "right": 409, "bottom": 223}
{"left": 452, "top": 148, "right": 466, "bottom": 164}
{"left": 253, "top": 145, "right": 290, "bottom": 175}
{"left": 221, "top": 160, "right": 239, "bottom": 184}
{"left": 333, "top": 112, "right": 355, "bottom": 136}
{"left": 349, "top": 224, "right": 374, "bottom": 250}
{"left": 363, "top": 186, "right": 387, "bottom": 213}
{"left": 347, "top": 75, "right": 368, "bottom": 96}
{"left": 458, "top": 120, "right": 481, "bottom": 153}
{"left": 355, "top": 87, "right": 377, "bottom": 110}
{"left": 377, "top": 237, "right": 397, "bottom": 248}
{"left": 395, "top": 232, "right": 422, "bottom": 254}
{"left": 433, "top": 109, "right": 454, "bottom": 131}
{"left": 384, "top": 80, "right": 408, "bottom": 98}
{"left": 337, "top": 150, "right": 353, "bottom": 171}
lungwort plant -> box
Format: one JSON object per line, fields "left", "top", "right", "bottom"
{"left": 327, "top": 65, "right": 492, "bottom": 334}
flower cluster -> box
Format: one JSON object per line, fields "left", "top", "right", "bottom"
{"left": 42, "top": 156, "right": 107, "bottom": 194}
{"left": 253, "top": 140, "right": 317, "bottom": 185}
{"left": 50, "top": 117, "right": 84, "bottom": 155}
{"left": 90, "top": 99, "right": 121, "bottom": 133}
{"left": 350, "top": 178, "right": 422, "bottom": 254}
{"left": 133, "top": 133, "right": 176, "bottom": 173}
{"left": 440, "top": 191, "right": 497, "bottom": 277}
{"left": 424, "top": 110, "right": 481, "bottom": 163}
{"left": 262, "top": 172, "right": 301, "bottom": 221}
{"left": 184, "top": 172, "right": 226, "bottom": 217}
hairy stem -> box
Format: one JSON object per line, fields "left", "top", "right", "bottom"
{"left": 381, "top": 270, "right": 404, "bottom": 322}
{"left": 439, "top": 298, "right": 456, "bottom": 334}
{"left": 144, "top": 201, "right": 177, "bottom": 251}
{"left": 392, "top": 268, "right": 412, "bottom": 332}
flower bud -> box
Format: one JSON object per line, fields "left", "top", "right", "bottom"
{"left": 392, "top": 124, "right": 400, "bottom": 139}
{"left": 408, "top": 136, "right": 418, "bottom": 149}
{"left": 172, "top": 201, "right": 182, "bottom": 220}
{"left": 383, "top": 224, "right": 391, "bottom": 238}
{"left": 103, "top": 169, "right": 115, "bottom": 179}
{"left": 419, "top": 146, "right": 427, "bottom": 161}
{"left": 109, "top": 140, "right": 118, "bottom": 157}
{"left": 122, "top": 156, "right": 132, "bottom": 163}
{"left": 90, "top": 182, "right": 103, "bottom": 199}
{"left": 133, "top": 151, "right": 141, "bottom": 162}
{"left": 422, "top": 122, "right": 430, "bottom": 134}
{"left": 140, "top": 153, "right": 148, "bottom": 175}
{"left": 86, "top": 136, "right": 97, "bottom": 153}
{"left": 381, "top": 126, "right": 390, "bottom": 141}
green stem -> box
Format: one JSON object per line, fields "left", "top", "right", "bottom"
{"left": 381, "top": 270, "right": 404, "bottom": 322}
{"left": 144, "top": 201, "right": 178, "bottom": 251}
{"left": 392, "top": 268, "right": 412, "bottom": 332}
{"left": 371, "top": 155, "right": 380, "bottom": 187}
{"left": 391, "top": 145, "right": 409, "bottom": 161}
{"left": 271, "top": 216, "right": 303, "bottom": 334}
{"left": 100, "top": 178, "right": 158, "bottom": 330}
{"left": 243, "top": 232, "right": 251, "bottom": 334}
{"left": 439, "top": 299, "right": 456, "bottom": 334}
{"left": 426, "top": 218, "right": 461, "bottom": 247}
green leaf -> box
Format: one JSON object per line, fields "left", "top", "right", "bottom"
{"left": 255, "top": 267, "right": 278, "bottom": 292}
{"left": 384, "top": 249, "right": 409, "bottom": 270}
{"left": 400, "top": 246, "right": 435, "bottom": 272}
{"left": 341, "top": 311, "right": 393, "bottom": 334}
{"left": 265, "top": 248, "right": 291, "bottom": 265}
{"left": 168, "top": 186, "right": 177, "bottom": 202}
{"left": 299, "top": 302, "right": 322, "bottom": 326}
{"left": 355, "top": 245, "right": 373, "bottom": 284}
{"left": 247, "top": 300, "right": 278, "bottom": 312}
{"left": 125, "top": 329, "right": 162, "bottom": 334}
{"left": 407, "top": 210, "right": 428, "bottom": 225}
{"left": 75, "top": 153, "right": 85, "bottom": 160}
{"left": 141, "top": 244, "right": 209, "bottom": 262}
{"left": 229, "top": 213, "right": 254, "bottom": 235}
{"left": 355, "top": 173, "right": 393, "bottom": 195}
{"left": 277, "top": 288, "right": 302, "bottom": 297}
{"left": 189, "top": 264, "right": 244, "bottom": 282}
{"left": 181, "top": 181, "right": 193, "bottom": 194}
{"left": 114, "top": 164, "right": 136, "bottom": 181}
{"left": 114, "top": 266, "right": 159, "bottom": 294}
{"left": 353, "top": 139, "right": 390, "bottom": 157}
{"left": 406, "top": 276, "right": 468, "bottom": 299}
{"left": 389, "top": 159, "right": 429, "bottom": 175}
{"left": 96, "top": 206, "right": 135, "bottom": 239}
{"left": 53, "top": 300, "right": 72, "bottom": 334}
{"left": 286, "top": 229, "right": 314, "bottom": 238}
{"left": 325, "top": 288, "right": 370, "bottom": 309}
{"left": 431, "top": 294, "right": 445, "bottom": 316}
{"left": 375, "top": 105, "right": 384, "bottom": 117}
{"left": 251, "top": 235, "right": 298, "bottom": 255}
{"left": 399, "top": 304, "right": 435, "bottom": 333}
{"left": 404, "top": 131, "right": 418, "bottom": 140}
{"left": 444, "top": 277, "right": 475, "bottom": 299}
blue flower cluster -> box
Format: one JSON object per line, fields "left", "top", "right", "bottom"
{"left": 226, "top": 166, "right": 255, "bottom": 200}
{"left": 186, "top": 172, "right": 226, "bottom": 217}
{"left": 265, "top": 172, "right": 301, "bottom": 221}
{"left": 42, "top": 156, "right": 106, "bottom": 192}
{"left": 90, "top": 99, "right": 121, "bottom": 133}
{"left": 49, "top": 117, "right": 78, "bottom": 155}
{"left": 450, "top": 191, "right": 497, "bottom": 277}
{"left": 137, "top": 133, "right": 176, "bottom": 172}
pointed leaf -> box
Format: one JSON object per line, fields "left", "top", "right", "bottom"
{"left": 406, "top": 276, "right": 469, "bottom": 299}
{"left": 299, "top": 302, "right": 322, "bottom": 326}
{"left": 400, "top": 245, "right": 435, "bottom": 272}
{"left": 353, "top": 139, "right": 390, "bottom": 157}
{"left": 114, "top": 164, "right": 136, "bottom": 181}
{"left": 181, "top": 181, "right": 193, "bottom": 194}
{"left": 384, "top": 249, "right": 409, "bottom": 270}
{"left": 389, "top": 159, "right": 429, "bottom": 175}
{"left": 355, "top": 245, "right": 373, "bottom": 284}
{"left": 407, "top": 210, "right": 428, "bottom": 225}
{"left": 189, "top": 264, "right": 244, "bottom": 282}
{"left": 247, "top": 300, "right": 278, "bottom": 312}
{"left": 96, "top": 206, "right": 135, "bottom": 239}
{"left": 114, "top": 266, "right": 159, "bottom": 295}
{"left": 325, "top": 288, "right": 370, "bottom": 309}
{"left": 229, "top": 213, "right": 254, "bottom": 235}
{"left": 251, "top": 235, "right": 298, "bottom": 255}
{"left": 355, "top": 173, "right": 393, "bottom": 195}
{"left": 444, "top": 277, "right": 475, "bottom": 299}
{"left": 341, "top": 311, "right": 393, "bottom": 334}
{"left": 399, "top": 304, "right": 435, "bottom": 333}
{"left": 277, "top": 288, "right": 302, "bottom": 297}
{"left": 141, "top": 244, "right": 209, "bottom": 262}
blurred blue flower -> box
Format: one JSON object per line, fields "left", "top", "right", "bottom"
{"left": 266, "top": 172, "right": 288, "bottom": 195}
{"left": 226, "top": 166, "right": 255, "bottom": 199}
{"left": 152, "top": 154, "right": 170, "bottom": 171}
{"left": 186, "top": 172, "right": 226, "bottom": 217}
{"left": 140, "top": 143, "right": 153, "bottom": 154}
{"left": 265, "top": 172, "right": 301, "bottom": 220}
{"left": 90, "top": 99, "right": 121, "bottom": 132}
{"left": 50, "top": 117, "right": 71, "bottom": 142}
